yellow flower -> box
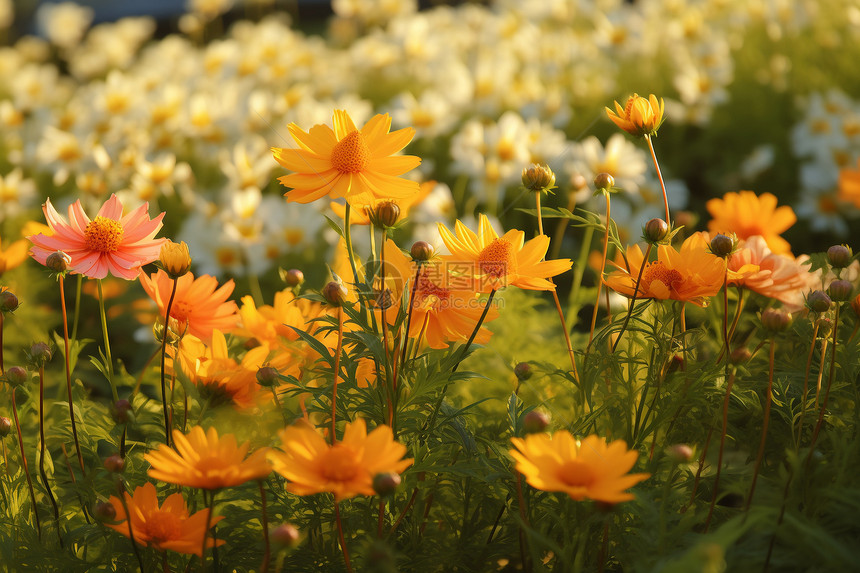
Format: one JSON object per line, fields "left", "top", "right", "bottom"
{"left": 437, "top": 214, "right": 572, "bottom": 293}
{"left": 706, "top": 191, "right": 796, "bottom": 255}
{"left": 145, "top": 425, "right": 271, "bottom": 489}
{"left": 105, "top": 482, "right": 224, "bottom": 557}
{"left": 268, "top": 418, "right": 412, "bottom": 501}
{"left": 159, "top": 240, "right": 192, "bottom": 278}
{"left": 510, "top": 431, "right": 649, "bottom": 504}
{"left": 605, "top": 94, "right": 665, "bottom": 137}
{"left": 838, "top": 159, "right": 860, "bottom": 208}
{"left": 0, "top": 236, "right": 29, "bottom": 276}
{"left": 272, "top": 110, "right": 421, "bottom": 206}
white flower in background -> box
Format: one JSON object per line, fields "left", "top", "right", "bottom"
{"left": 740, "top": 145, "right": 776, "bottom": 181}
{"left": 389, "top": 90, "right": 455, "bottom": 139}
{"left": 219, "top": 136, "right": 275, "bottom": 191}
{"left": 0, "top": 168, "right": 37, "bottom": 221}
{"left": 791, "top": 91, "right": 854, "bottom": 162}
{"left": 259, "top": 195, "right": 325, "bottom": 263}
{"left": 566, "top": 134, "right": 648, "bottom": 202}
{"left": 68, "top": 17, "right": 156, "bottom": 79}
{"left": 36, "top": 2, "right": 94, "bottom": 50}
{"left": 332, "top": 0, "right": 418, "bottom": 28}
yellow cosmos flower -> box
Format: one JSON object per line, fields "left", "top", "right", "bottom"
{"left": 159, "top": 240, "right": 192, "bottom": 278}
{"left": 437, "top": 214, "right": 572, "bottom": 293}
{"left": 105, "top": 482, "right": 224, "bottom": 557}
{"left": 329, "top": 179, "right": 434, "bottom": 226}
{"left": 605, "top": 93, "right": 665, "bottom": 137}
{"left": 0, "top": 236, "right": 29, "bottom": 276}
{"left": 605, "top": 232, "right": 725, "bottom": 307}
{"left": 268, "top": 418, "right": 412, "bottom": 501}
{"left": 510, "top": 431, "right": 649, "bottom": 504}
{"left": 272, "top": 110, "right": 421, "bottom": 206}
{"left": 145, "top": 425, "right": 271, "bottom": 489}
{"left": 706, "top": 191, "right": 796, "bottom": 255}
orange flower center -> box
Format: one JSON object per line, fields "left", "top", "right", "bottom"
{"left": 478, "top": 238, "right": 516, "bottom": 281}
{"left": 144, "top": 509, "right": 184, "bottom": 546}
{"left": 170, "top": 300, "right": 192, "bottom": 324}
{"left": 320, "top": 444, "right": 360, "bottom": 482}
{"left": 557, "top": 459, "right": 595, "bottom": 487}
{"left": 414, "top": 271, "right": 451, "bottom": 311}
{"left": 85, "top": 216, "right": 124, "bottom": 252}
{"left": 331, "top": 131, "right": 370, "bottom": 174}
{"left": 641, "top": 261, "right": 682, "bottom": 294}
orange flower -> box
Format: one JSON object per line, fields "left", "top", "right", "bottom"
{"left": 706, "top": 191, "right": 796, "bottom": 255}
{"left": 105, "top": 482, "right": 224, "bottom": 557}
{"left": 272, "top": 110, "right": 421, "bottom": 206}
{"left": 510, "top": 431, "right": 649, "bottom": 504}
{"left": 235, "top": 289, "right": 305, "bottom": 347}
{"left": 139, "top": 269, "right": 238, "bottom": 341}
{"left": 145, "top": 425, "right": 271, "bottom": 489}
{"left": 268, "top": 418, "right": 412, "bottom": 501}
{"left": 329, "top": 179, "right": 435, "bottom": 225}
{"left": 605, "top": 232, "right": 725, "bottom": 306}
{"left": 0, "top": 236, "right": 29, "bottom": 276}
{"left": 437, "top": 214, "right": 572, "bottom": 293}
{"left": 605, "top": 93, "right": 664, "bottom": 137}
{"left": 728, "top": 235, "right": 811, "bottom": 311}
{"left": 838, "top": 159, "right": 860, "bottom": 208}
{"left": 28, "top": 194, "right": 165, "bottom": 279}
{"left": 379, "top": 238, "right": 497, "bottom": 349}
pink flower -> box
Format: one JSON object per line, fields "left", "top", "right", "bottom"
{"left": 28, "top": 194, "right": 165, "bottom": 280}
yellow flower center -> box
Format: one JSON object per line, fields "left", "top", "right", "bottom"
{"left": 478, "top": 238, "right": 516, "bottom": 281}
{"left": 320, "top": 444, "right": 360, "bottom": 482}
{"left": 84, "top": 216, "right": 124, "bottom": 252}
{"left": 331, "top": 131, "right": 370, "bottom": 174}
{"left": 557, "top": 459, "right": 595, "bottom": 487}
{"left": 641, "top": 261, "right": 682, "bottom": 296}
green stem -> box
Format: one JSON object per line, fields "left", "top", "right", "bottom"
{"left": 97, "top": 279, "right": 119, "bottom": 402}
{"left": 71, "top": 275, "right": 82, "bottom": 342}
{"left": 38, "top": 366, "right": 63, "bottom": 547}
{"left": 160, "top": 278, "right": 179, "bottom": 447}
{"left": 59, "top": 275, "right": 86, "bottom": 474}
{"left": 612, "top": 243, "right": 653, "bottom": 353}
{"left": 12, "top": 387, "right": 41, "bottom": 540}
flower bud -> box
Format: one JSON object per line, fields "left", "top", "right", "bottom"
{"left": 159, "top": 241, "right": 192, "bottom": 279}
{"left": 852, "top": 293, "right": 860, "bottom": 319}
{"left": 45, "top": 251, "right": 72, "bottom": 273}
{"left": 730, "top": 346, "right": 752, "bottom": 364}
{"left": 761, "top": 308, "right": 792, "bottom": 333}
{"left": 709, "top": 234, "right": 735, "bottom": 258}
{"left": 0, "top": 290, "right": 19, "bottom": 313}
{"left": 806, "top": 290, "right": 832, "bottom": 313}
{"left": 29, "top": 342, "right": 52, "bottom": 366}
{"left": 643, "top": 218, "right": 669, "bottom": 243}
{"left": 282, "top": 268, "right": 304, "bottom": 287}
{"left": 523, "top": 410, "right": 549, "bottom": 434}
{"left": 368, "top": 201, "right": 401, "bottom": 228}
{"left": 666, "top": 444, "right": 694, "bottom": 463}
{"left": 270, "top": 523, "right": 301, "bottom": 549}
{"left": 816, "top": 317, "right": 833, "bottom": 339}
{"left": 593, "top": 172, "right": 615, "bottom": 192}
{"left": 514, "top": 362, "right": 532, "bottom": 381}
{"left": 372, "top": 472, "right": 402, "bottom": 497}
{"left": 110, "top": 399, "right": 134, "bottom": 425}
{"left": 3, "top": 366, "right": 28, "bottom": 387}
{"left": 522, "top": 163, "right": 556, "bottom": 192}
{"left": 93, "top": 501, "right": 117, "bottom": 523}
{"left": 103, "top": 454, "right": 125, "bottom": 473}
{"left": 826, "top": 244, "right": 852, "bottom": 269}
{"left": 322, "top": 281, "right": 348, "bottom": 307}
{"left": 0, "top": 416, "right": 11, "bottom": 437}
{"left": 827, "top": 279, "right": 853, "bottom": 302}
{"left": 410, "top": 241, "right": 435, "bottom": 262}
{"left": 256, "top": 366, "right": 280, "bottom": 387}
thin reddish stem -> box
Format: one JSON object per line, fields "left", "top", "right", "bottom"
{"left": 645, "top": 134, "right": 670, "bottom": 224}
{"left": 12, "top": 386, "right": 41, "bottom": 540}
{"left": 160, "top": 278, "right": 179, "bottom": 447}
{"left": 746, "top": 338, "right": 776, "bottom": 511}
{"left": 331, "top": 308, "right": 345, "bottom": 444}
{"left": 334, "top": 500, "right": 354, "bottom": 573}
{"left": 59, "top": 276, "right": 86, "bottom": 474}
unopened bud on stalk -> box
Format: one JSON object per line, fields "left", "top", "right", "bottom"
{"left": 761, "top": 308, "right": 793, "bottom": 333}
{"left": 111, "top": 399, "right": 134, "bottom": 425}
{"left": 256, "top": 366, "right": 280, "bottom": 387}
{"left": 828, "top": 279, "right": 853, "bottom": 302}
{"left": 410, "top": 241, "right": 435, "bottom": 262}
{"left": 93, "top": 501, "right": 117, "bottom": 523}
{"left": 29, "top": 342, "right": 52, "bottom": 366}
{"left": 593, "top": 172, "right": 615, "bottom": 192}
{"left": 159, "top": 241, "right": 192, "bottom": 279}
{"left": 806, "top": 290, "right": 832, "bottom": 313}
{"left": 45, "top": 251, "right": 71, "bottom": 273}
{"left": 322, "top": 281, "right": 348, "bottom": 307}
{"left": 0, "top": 416, "right": 11, "bottom": 437}
{"left": 731, "top": 347, "right": 752, "bottom": 363}
{"left": 643, "top": 218, "right": 669, "bottom": 243}
{"left": 103, "top": 454, "right": 125, "bottom": 473}
{"left": 666, "top": 444, "right": 694, "bottom": 463}
{"left": 372, "top": 472, "right": 402, "bottom": 496}
{"left": 368, "top": 201, "right": 401, "bottom": 228}
{"left": 523, "top": 410, "right": 550, "bottom": 434}
{"left": 3, "top": 366, "right": 28, "bottom": 387}
{"left": 826, "top": 244, "right": 853, "bottom": 269}
{"left": 270, "top": 523, "right": 301, "bottom": 548}
{"left": 282, "top": 268, "right": 304, "bottom": 287}
{"left": 0, "top": 290, "right": 19, "bottom": 313}
{"left": 522, "top": 163, "right": 556, "bottom": 192}
{"left": 816, "top": 317, "right": 833, "bottom": 339}
{"left": 514, "top": 362, "right": 533, "bottom": 381}
{"left": 709, "top": 234, "right": 735, "bottom": 258}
